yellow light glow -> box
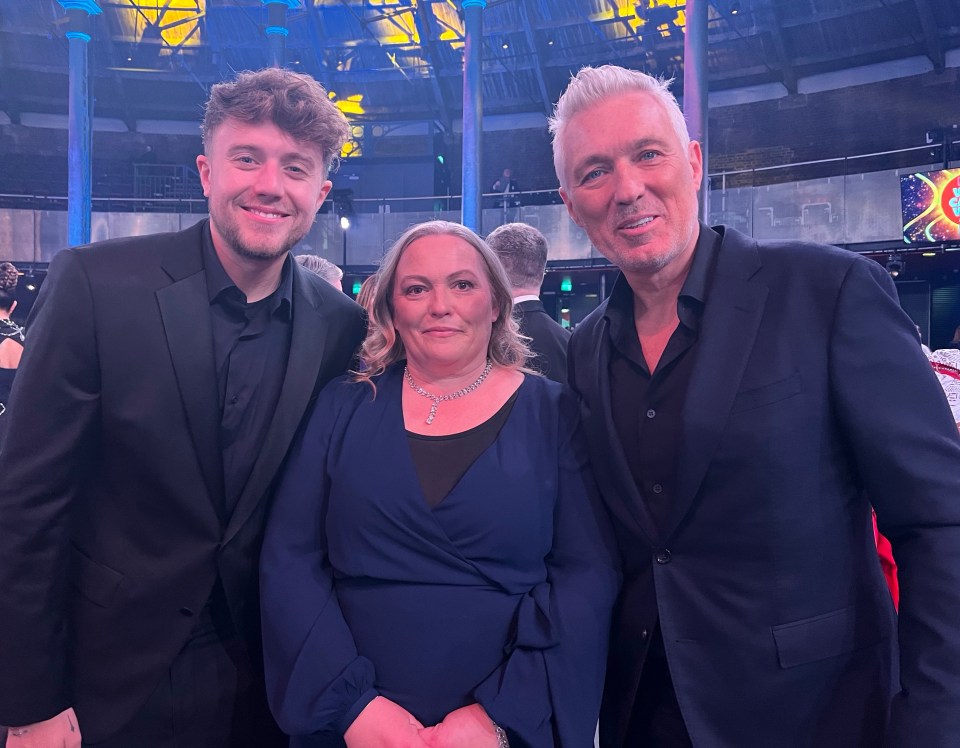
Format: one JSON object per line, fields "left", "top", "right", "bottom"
{"left": 335, "top": 94, "right": 366, "bottom": 116}
{"left": 593, "top": 0, "right": 686, "bottom": 35}
{"left": 431, "top": 1, "right": 465, "bottom": 50}
{"left": 367, "top": 0, "right": 419, "bottom": 47}
{"left": 121, "top": 0, "right": 203, "bottom": 49}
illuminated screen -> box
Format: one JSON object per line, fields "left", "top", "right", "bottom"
{"left": 900, "top": 168, "right": 960, "bottom": 244}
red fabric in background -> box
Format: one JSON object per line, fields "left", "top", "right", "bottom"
{"left": 873, "top": 511, "right": 899, "bottom": 610}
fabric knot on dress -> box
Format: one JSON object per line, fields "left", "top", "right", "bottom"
{"left": 509, "top": 582, "right": 558, "bottom": 651}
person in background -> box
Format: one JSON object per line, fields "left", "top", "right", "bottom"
{"left": 491, "top": 167, "right": 521, "bottom": 208}
{"left": 0, "top": 68, "right": 365, "bottom": 747}
{"left": 354, "top": 273, "right": 377, "bottom": 314}
{"left": 0, "top": 261, "right": 25, "bottom": 448}
{"left": 296, "top": 254, "right": 344, "bottom": 291}
{"left": 486, "top": 223, "right": 570, "bottom": 383}
{"left": 260, "top": 220, "right": 619, "bottom": 748}
{"left": 551, "top": 64, "right": 960, "bottom": 746}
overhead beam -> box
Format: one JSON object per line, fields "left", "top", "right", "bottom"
{"left": 913, "top": 0, "right": 945, "bottom": 72}
{"left": 409, "top": 0, "right": 452, "bottom": 129}
{"left": 97, "top": 15, "right": 139, "bottom": 130}
{"left": 0, "top": 26, "right": 20, "bottom": 123}
{"left": 765, "top": 1, "right": 798, "bottom": 94}
{"left": 304, "top": 1, "right": 329, "bottom": 72}
{"left": 516, "top": 0, "right": 551, "bottom": 115}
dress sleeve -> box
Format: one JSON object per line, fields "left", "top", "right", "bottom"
{"left": 827, "top": 257, "right": 960, "bottom": 744}
{"left": 0, "top": 248, "right": 101, "bottom": 726}
{"left": 260, "top": 382, "right": 379, "bottom": 737}
{"left": 475, "top": 387, "right": 621, "bottom": 748}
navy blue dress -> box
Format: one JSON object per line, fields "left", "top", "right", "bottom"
{"left": 260, "top": 364, "right": 619, "bottom": 747}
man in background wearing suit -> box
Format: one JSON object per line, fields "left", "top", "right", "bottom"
{"left": 551, "top": 65, "right": 960, "bottom": 746}
{"left": 0, "top": 69, "right": 365, "bottom": 747}
{"left": 487, "top": 222, "right": 570, "bottom": 383}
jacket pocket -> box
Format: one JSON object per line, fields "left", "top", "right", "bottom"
{"left": 731, "top": 372, "right": 802, "bottom": 413}
{"left": 70, "top": 544, "right": 124, "bottom": 608}
{"left": 772, "top": 604, "right": 884, "bottom": 669}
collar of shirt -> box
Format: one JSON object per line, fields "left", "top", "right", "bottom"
{"left": 605, "top": 222, "right": 721, "bottom": 349}
{"left": 513, "top": 294, "right": 540, "bottom": 305}
{"left": 201, "top": 221, "right": 293, "bottom": 321}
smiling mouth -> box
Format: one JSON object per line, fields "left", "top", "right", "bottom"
{"left": 619, "top": 216, "right": 654, "bottom": 230}
{"left": 243, "top": 207, "right": 289, "bottom": 219}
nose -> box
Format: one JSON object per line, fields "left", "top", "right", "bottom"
{"left": 253, "top": 160, "right": 283, "bottom": 197}
{"left": 427, "top": 286, "right": 451, "bottom": 316}
{"left": 612, "top": 164, "right": 645, "bottom": 205}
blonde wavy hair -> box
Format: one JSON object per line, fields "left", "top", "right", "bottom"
{"left": 354, "top": 221, "right": 531, "bottom": 389}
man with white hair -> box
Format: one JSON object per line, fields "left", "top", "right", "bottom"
{"left": 551, "top": 64, "right": 960, "bottom": 747}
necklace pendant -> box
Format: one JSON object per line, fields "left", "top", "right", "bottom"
{"left": 426, "top": 401, "right": 438, "bottom": 425}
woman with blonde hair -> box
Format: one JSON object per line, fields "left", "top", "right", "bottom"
{"left": 261, "top": 220, "right": 619, "bottom": 747}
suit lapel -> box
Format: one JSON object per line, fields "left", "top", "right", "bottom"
{"left": 665, "top": 230, "right": 767, "bottom": 539}
{"left": 224, "top": 265, "right": 330, "bottom": 544}
{"left": 156, "top": 226, "right": 224, "bottom": 518}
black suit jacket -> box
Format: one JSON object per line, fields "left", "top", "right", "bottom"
{"left": 514, "top": 299, "right": 570, "bottom": 384}
{"left": 0, "top": 220, "right": 365, "bottom": 741}
{"left": 569, "top": 225, "right": 960, "bottom": 746}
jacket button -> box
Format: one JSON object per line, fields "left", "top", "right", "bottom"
{"left": 655, "top": 549, "right": 672, "bottom": 564}
{"left": 640, "top": 628, "right": 649, "bottom": 640}
{"left": 179, "top": 607, "right": 195, "bottom": 616}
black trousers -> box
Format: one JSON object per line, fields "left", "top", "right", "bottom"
{"left": 624, "top": 627, "right": 693, "bottom": 748}
{"left": 84, "top": 601, "right": 286, "bottom": 748}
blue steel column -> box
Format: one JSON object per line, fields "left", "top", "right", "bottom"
{"left": 262, "top": 1, "right": 300, "bottom": 68}
{"left": 683, "top": 0, "right": 708, "bottom": 220}
{"left": 58, "top": 1, "right": 101, "bottom": 247}
{"left": 460, "top": 0, "right": 486, "bottom": 232}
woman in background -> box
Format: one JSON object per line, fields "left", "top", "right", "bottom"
{"left": 260, "top": 220, "right": 619, "bottom": 747}
{"left": 0, "top": 262, "right": 25, "bottom": 447}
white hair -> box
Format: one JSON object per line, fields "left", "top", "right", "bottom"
{"left": 548, "top": 65, "right": 690, "bottom": 187}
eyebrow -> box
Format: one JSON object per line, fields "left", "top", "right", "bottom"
{"left": 225, "top": 144, "right": 318, "bottom": 166}
{"left": 571, "top": 137, "right": 669, "bottom": 175}
{"left": 397, "top": 269, "right": 482, "bottom": 284}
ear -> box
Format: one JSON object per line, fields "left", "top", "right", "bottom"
{"left": 196, "top": 154, "right": 211, "bottom": 198}
{"left": 687, "top": 140, "right": 704, "bottom": 192}
{"left": 316, "top": 179, "right": 333, "bottom": 212}
{"left": 559, "top": 187, "right": 584, "bottom": 228}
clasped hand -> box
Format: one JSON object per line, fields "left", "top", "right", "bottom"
{"left": 4, "top": 707, "right": 81, "bottom": 748}
{"left": 344, "top": 698, "right": 500, "bottom": 748}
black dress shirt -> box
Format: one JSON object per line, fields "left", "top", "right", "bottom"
{"left": 202, "top": 230, "right": 293, "bottom": 518}
{"left": 606, "top": 226, "right": 720, "bottom": 533}
{"left": 604, "top": 225, "right": 720, "bottom": 747}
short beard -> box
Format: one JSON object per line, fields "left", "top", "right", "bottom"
{"left": 218, "top": 221, "right": 308, "bottom": 263}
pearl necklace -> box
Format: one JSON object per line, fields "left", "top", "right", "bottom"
{"left": 404, "top": 360, "right": 493, "bottom": 425}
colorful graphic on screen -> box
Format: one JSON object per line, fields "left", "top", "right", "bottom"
{"left": 900, "top": 168, "right": 960, "bottom": 244}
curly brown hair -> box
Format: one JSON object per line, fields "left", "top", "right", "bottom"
{"left": 201, "top": 68, "right": 350, "bottom": 177}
